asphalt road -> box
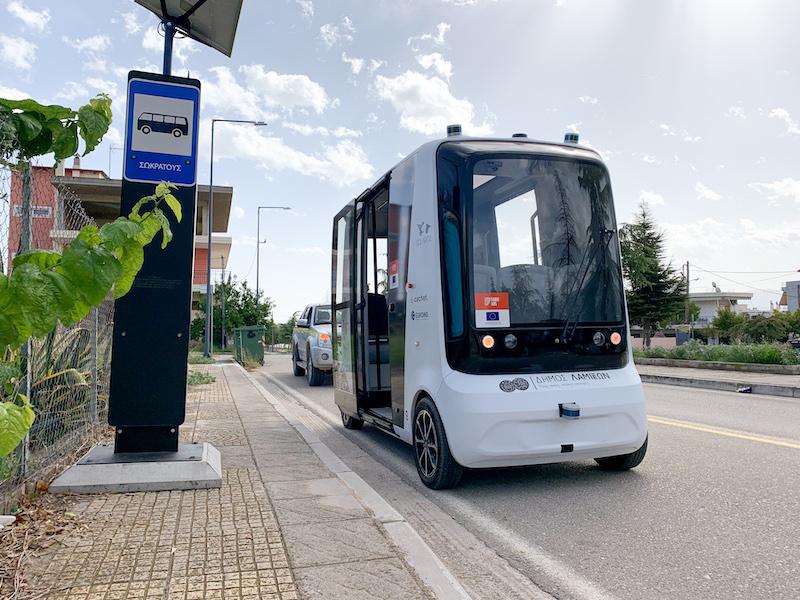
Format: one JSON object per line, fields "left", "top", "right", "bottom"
{"left": 256, "top": 355, "right": 800, "bottom": 600}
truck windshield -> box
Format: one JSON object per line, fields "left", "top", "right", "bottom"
{"left": 314, "top": 306, "right": 332, "bottom": 325}
{"left": 469, "top": 156, "right": 623, "bottom": 328}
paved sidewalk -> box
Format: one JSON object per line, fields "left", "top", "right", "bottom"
{"left": 638, "top": 364, "right": 800, "bottom": 398}
{"left": 18, "top": 361, "right": 435, "bottom": 599}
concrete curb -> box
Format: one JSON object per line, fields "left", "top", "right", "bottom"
{"left": 640, "top": 374, "right": 800, "bottom": 398}
{"left": 235, "top": 364, "right": 472, "bottom": 600}
{"left": 635, "top": 357, "right": 800, "bottom": 375}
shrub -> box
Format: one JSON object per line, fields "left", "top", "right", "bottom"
{"left": 188, "top": 353, "right": 214, "bottom": 365}
{"left": 187, "top": 370, "right": 215, "bottom": 385}
{"left": 634, "top": 342, "right": 800, "bottom": 365}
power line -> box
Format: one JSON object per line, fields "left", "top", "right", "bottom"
{"left": 692, "top": 264, "right": 783, "bottom": 295}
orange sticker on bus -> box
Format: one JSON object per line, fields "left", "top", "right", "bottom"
{"left": 475, "top": 293, "right": 509, "bottom": 310}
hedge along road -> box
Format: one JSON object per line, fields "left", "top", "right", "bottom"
{"left": 257, "top": 355, "right": 800, "bottom": 600}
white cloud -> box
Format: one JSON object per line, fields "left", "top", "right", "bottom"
{"left": 659, "top": 123, "right": 676, "bottom": 136}
{"left": 749, "top": 178, "right": 800, "bottom": 204}
{"left": 695, "top": 182, "right": 722, "bottom": 202}
{"left": 55, "top": 81, "right": 87, "bottom": 102}
{"left": 203, "top": 66, "right": 277, "bottom": 121}
{"left": 341, "top": 52, "right": 364, "bottom": 75}
{"left": 768, "top": 107, "right": 800, "bottom": 135}
{"left": 416, "top": 52, "right": 453, "bottom": 80}
{"left": 640, "top": 154, "right": 658, "bottom": 164}
{"left": 0, "top": 84, "right": 28, "bottom": 100}
{"left": 220, "top": 127, "right": 374, "bottom": 186}
{"left": 682, "top": 133, "right": 702, "bottom": 143}
{"left": 232, "top": 206, "right": 246, "bottom": 219}
{"left": 565, "top": 121, "right": 581, "bottom": 133}
{"left": 142, "top": 28, "right": 197, "bottom": 65}
{"left": 368, "top": 59, "right": 385, "bottom": 73}
{"left": 63, "top": 34, "right": 111, "bottom": 53}
{"left": 0, "top": 34, "right": 36, "bottom": 70}
{"left": 319, "top": 16, "right": 355, "bottom": 48}
{"left": 282, "top": 122, "right": 362, "bottom": 138}
{"left": 639, "top": 190, "right": 665, "bottom": 206}
{"left": 726, "top": 105, "right": 746, "bottom": 119}
{"left": 241, "top": 64, "right": 330, "bottom": 114}
{"left": 408, "top": 22, "right": 450, "bottom": 49}
{"left": 295, "top": 0, "right": 314, "bottom": 19}
{"left": 374, "top": 70, "right": 492, "bottom": 136}
{"left": 578, "top": 95, "right": 598, "bottom": 105}
{"left": 7, "top": 1, "right": 50, "bottom": 31}
{"left": 120, "top": 9, "right": 144, "bottom": 34}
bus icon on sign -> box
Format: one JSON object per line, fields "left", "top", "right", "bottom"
{"left": 137, "top": 112, "right": 189, "bottom": 138}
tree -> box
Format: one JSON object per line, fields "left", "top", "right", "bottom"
{"left": 619, "top": 202, "right": 686, "bottom": 347}
{"left": 741, "top": 315, "right": 789, "bottom": 343}
{"left": 711, "top": 308, "right": 746, "bottom": 343}
{"left": 191, "top": 278, "right": 272, "bottom": 347}
{"left": 688, "top": 302, "right": 701, "bottom": 323}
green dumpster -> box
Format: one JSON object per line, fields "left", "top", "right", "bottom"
{"left": 233, "top": 326, "right": 266, "bottom": 366}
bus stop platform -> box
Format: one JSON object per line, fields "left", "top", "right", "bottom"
{"left": 12, "top": 361, "right": 451, "bottom": 600}
{"left": 637, "top": 364, "right": 800, "bottom": 398}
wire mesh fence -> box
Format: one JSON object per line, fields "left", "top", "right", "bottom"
{"left": 0, "top": 163, "right": 114, "bottom": 511}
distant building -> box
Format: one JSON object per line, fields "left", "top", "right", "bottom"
{"left": 780, "top": 280, "right": 800, "bottom": 312}
{"left": 7, "top": 156, "right": 232, "bottom": 309}
{"left": 689, "top": 290, "right": 753, "bottom": 326}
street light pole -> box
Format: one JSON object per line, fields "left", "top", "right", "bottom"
{"left": 203, "top": 118, "right": 267, "bottom": 358}
{"left": 255, "top": 205, "right": 292, "bottom": 301}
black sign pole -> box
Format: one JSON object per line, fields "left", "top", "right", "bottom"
{"left": 108, "top": 70, "right": 200, "bottom": 453}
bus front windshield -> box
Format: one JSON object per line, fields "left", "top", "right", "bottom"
{"left": 469, "top": 156, "right": 623, "bottom": 328}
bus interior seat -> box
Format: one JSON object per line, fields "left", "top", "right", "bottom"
{"left": 366, "top": 293, "right": 390, "bottom": 392}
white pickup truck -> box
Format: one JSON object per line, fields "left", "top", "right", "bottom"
{"left": 291, "top": 303, "right": 333, "bottom": 386}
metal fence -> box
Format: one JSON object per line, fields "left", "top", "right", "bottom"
{"left": 0, "top": 164, "right": 114, "bottom": 511}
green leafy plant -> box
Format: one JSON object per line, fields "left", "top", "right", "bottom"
{"left": 0, "top": 93, "right": 183, "bottom": 459}
{"left": 634, "top": 340, "right": 800, "bottom": 365}
{"left": 0, "top": 95, "right": 111, "bottom": 163}
{"left": 188, "top": 353, "right": 215, "bottom": 365}
{"left": 187, "top": 370, "right": 216, "bottom": 385}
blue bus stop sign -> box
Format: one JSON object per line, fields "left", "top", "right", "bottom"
{"left": 124, "top": 76, "right": 200, "bottom": 186}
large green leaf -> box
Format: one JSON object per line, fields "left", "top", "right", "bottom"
{"left": 40, "top": 270, "right": 88, "bottom": 326}
{"left": 164, "top": 193, "right": 182, "bottom": 223}
{"left": 20, "top": 126, "right": 53, "bottom": 159}
{"left": 57, "top": 238, "right": 121, "bottom": 306}
{"left": 87, "top": 94, "right": 112, "bottom": 124}
{"left": 12, "top": 112, "right": 42, "bottom": 141}
{"left": 52, "top": 121, "right": 79, "bottom": 160}
{"left": 13, "top": 249, "right": 61, "bottom": 270}
{"left": 77, "top": 103, "right": 110, "bottom": 155}
{"left": 153, "top": 209, "right": 173, "bottom": 249}
{"left": 99, "top": 219, "right": 146, "bottom": 298}
{"left": 0, "top": 395, "right": 35, "bottom": 457}
{"left": 9, "top": 263, "right": 58, "bottom": 338}
{"left": 0, "top": 98, "right": 75, "bottom": 120}
{"left": 135, "top": 214, "right": 163, "bottom": 246}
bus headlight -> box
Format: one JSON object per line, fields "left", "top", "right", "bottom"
{"left": 610, "top": 332, "right": 622, "bottom": 345}
{"left": 318, "top": 333, "right": 332, "bottom": 348}
{"left": 481, "top": 335, "right": 495, "bottom": 350}
{"left": 504, "top": 334, "right": 517, "bottom": 349}
{"left": 593, "top": 332, "right": 606, "bottom": 346}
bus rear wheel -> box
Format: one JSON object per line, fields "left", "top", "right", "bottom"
{"left": 595, "top": 436, "right": 648, "bottom": 471}
{"left": 141, "top": 125, "right": 151, "bottom": 134}
{"left": 413, "top": 397, "right": 463, "bottom": 490}
{"left": 341, "top": 411, "right": 363, "bottom": 430}
{"left": 172, "top": 129, "right": 183, "bottom": 137}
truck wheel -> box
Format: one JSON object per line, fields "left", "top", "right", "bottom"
{"left": 292, "top": 345, "right": 305, "bottom": 376}
{"left": 595, "top": 436, "right": 648, "bottom": 471}
{"left": 413, "top": 397, "right": 463, "bottom": 490}
{"left": 306, "top": 345, "right": 324, "bottom": 386}
{"left": 341, "top": 411, "right": 363, "bottom": 430}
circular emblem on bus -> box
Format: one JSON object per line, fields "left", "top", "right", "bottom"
{"left": 499, "top": 380, "right": 515, "bottom": 393}
{"left": 513, "top": 377, "right": 529, "bottom": 391}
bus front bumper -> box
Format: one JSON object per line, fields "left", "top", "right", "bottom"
{"left": 436, "top": 366, "right": 648, "bottom": 469}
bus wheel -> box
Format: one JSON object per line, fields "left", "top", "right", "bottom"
{"left": 141, "top": 125, "right": 151, "bottom": 134}
{"left": 306, "top": 346, "right": 324, "bottom": 386}
{"left": 413, "top": 397, "right": 463, "bottom": 489}
{"left": 595, "top": 436, "right": 648, "bottom": 471}
{"left": 292, "top": 345, "right": 305, "bottom": 376}
{"left": 172, "top": 129, "right": 182, "bottom": 137}
{"left": 341, "top": 411, "right": 363, "bottom": 430}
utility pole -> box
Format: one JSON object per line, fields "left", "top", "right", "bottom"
{"left": 684, "top": 260, "right": 690, "bottom": 324}
{"left": 220, "top": 256, "right": 226, "bottom": 351}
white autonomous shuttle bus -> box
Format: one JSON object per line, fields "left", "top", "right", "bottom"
{"left": 331, "top": 127, "right": 647, "bottom": 489}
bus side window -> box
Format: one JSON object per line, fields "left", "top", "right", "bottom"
{"left": 442, "top": 212, "right": 464, "bottom": 338}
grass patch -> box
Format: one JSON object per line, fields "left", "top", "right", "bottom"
{"left": 188, "top": 370, "right": 216, "bottom": 385}
{"left": 188, "top": 353, "right": 215, "bottom": 364}
{"left": 634, "top": 340, "right": 800, "bottom": 365}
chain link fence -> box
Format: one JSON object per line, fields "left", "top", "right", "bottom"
{"left": 0, "top": 163, "right": 114, "bottom": 511}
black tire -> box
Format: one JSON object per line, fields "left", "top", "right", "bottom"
{"left": 141, "top": 125, "right": 151, "bottom": 134}
{"left": 172, "top": 129, "right": 182, "bottom": 137}
{"left": 306, "top": 346, "right": 324, "bottom": 386}
{"left": 413, "top": 397, "right": 463, "bottom": 490}
{"left": 291, "top": 345, "right": 305, "bottom": 376}
{"left": 341, "top": 411, "right": 364, "bottom": 430}
{"left": 595, "top": 436, "right": 648, "bottom": 471}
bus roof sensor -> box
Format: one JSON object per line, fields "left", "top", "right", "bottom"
{"left": 447, "top": 124, "right": 462, "bottom": 137}
{"left": 564, "top": 132, "right": 580, "bottom": 144}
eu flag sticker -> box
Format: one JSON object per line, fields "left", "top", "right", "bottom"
{"left": 475, "top": 293, "right": 510, "bottom": 327}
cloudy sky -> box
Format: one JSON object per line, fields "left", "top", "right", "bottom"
{"left": 1, "top": 0, "right": 799, "bottom": 319}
